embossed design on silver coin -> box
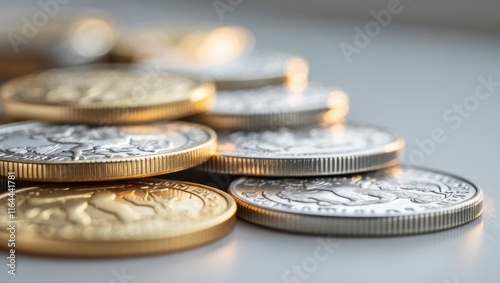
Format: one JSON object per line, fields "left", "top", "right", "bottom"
{"left": 229, "top": 166, "right": 483, "bottom": 235}
{"left": 275, "top": 179, "right": 450, "bottom": 207}
{"left": 0, "top": 123, "right": 209, "bottom": 162}
{"left": 200, "top": 123, "right": 404, "bottom": 176}
{"left": 219, "top": 124, "right": 397, "bottom": 157}
{"left": 210, "top": 84, "right": 344, "bottom": 114}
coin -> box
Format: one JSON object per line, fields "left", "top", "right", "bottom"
{"left": 229, "top": 166, "right": 483, "bottom": 235}
{"left": 188, "top": 83, "right": 349, "bottom": 130}
{"left": 0, "top": 10, "right": 116, "bottom": 80}
{"left": 110, "top": 23, "right": 254, "bottom": 67}
{"left": 0, "top": 64, "right": 215, "bottom": 124}
{"left": 150, "top": 49, "right": 309, "bottom": 90}
{"left": 0, "top": 121, "right": 216, "bottom": 182}
{"left": 199, "top": 123, "right": 404, "bottom": 176}
{"left": 0, "top": 179, "right": 236, "bottom": 256}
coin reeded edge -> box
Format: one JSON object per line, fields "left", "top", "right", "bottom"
{"left": 0, "top": 215, "right": 235, "bottom": 257}
{"left": 199, "top": 137, "right": 404, "bottom": 176}
{"left": 1, "top": 82, "right": 216, "bottom": 124}
{"left": 0, "top": 179, "right": 237, "bottom": 256}
{"left": 229, "top": 179, "right": 483, "bottom": 236}
{"left": 0, "top": 124, "right": 218, "bottom": 182}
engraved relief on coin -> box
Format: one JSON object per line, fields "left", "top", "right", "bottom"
{"left": 230, "top": 166, "right": 481, "bottom": 216}
{"left": 5, "top": 66, "right": 200, "bottom": 106}
{"left": 0, "top": 122, "right": 210, "bottom": 162}
{"left": 217, "top": 124, "right": 399, "bottom": 157}
{"left": 210, "top": 84, "right": 346, "bottom": 114}
{"left": 0, "top": 179, "right": 232, "bottom": 241}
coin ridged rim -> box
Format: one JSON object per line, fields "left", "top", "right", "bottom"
{"left": 0, "top": 68, "right": 216, "bottom": 124}
{"left": 0, "top": 121, "right": 217, "bottom": 182}
{"left": 198, "top": 123, "right": 405, "bottom": 176}
{"left": 188, "top": 87, "right": 349, "bottom": 130}
{"left": 228, "top": 170, "right": 484, "bottom": 236}
{"left": 0, "top": 180, "right": 237, "bottom": 256}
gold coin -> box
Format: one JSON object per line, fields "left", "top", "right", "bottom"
{"left": 0, "top": 121, "right": 216, "bottom": 182}
{"left": 0, "top": 179, "right": 236, "bottom": 256}
{"left": 110, "top": 23, "right": 254, "bottom": 68}
{"left": 0, "top": 10, "right": 116, "bottom": 80}
{"left": 0, "top": 64, "right": 215, "bottom": 124}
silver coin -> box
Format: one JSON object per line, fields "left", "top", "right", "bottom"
{"left": 152, "top": 49, "right": 308, "bottom": 89}
{"left": 188, "top": 83, "right": 349, "bottom": 130}
{"left": 229, "top": 166, "right": 483, "bottom": 235}
{"left": 0, "top": 121, "right": 216, "bottom": 181}
{"left": 199, "top": 123, "right": 404, "bottom": 176}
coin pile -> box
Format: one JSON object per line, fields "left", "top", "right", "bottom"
{"left": 0, "top": 19, "right": 483, "bottom": 257}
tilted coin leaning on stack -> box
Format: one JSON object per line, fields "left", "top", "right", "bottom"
{"left": 0, "top": 21, "right": 483, "bottom": 257}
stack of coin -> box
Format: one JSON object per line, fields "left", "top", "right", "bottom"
{"left": 197, "top": 111, "right": 483, "bottom": 236}
{"left": 0, "top": 20, "right": 484, "bottom": 258}
{"left": 0, "top": 63, "right": 238, "bottom": 256}
{"left": 161, "top": 35, "right": 482, "bottom": 237}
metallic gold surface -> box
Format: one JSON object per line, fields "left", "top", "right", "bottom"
{"left": 0, "top": 121, "right": 217, "bottom": 182}
{"left": 0, "top": 64, "right": 216, "bottom": 124}
{"left": 110, "top": 23, "right": 254, "bottom": 67}
{"left": 0, "top": 179, "right": 236, "bottom": 256}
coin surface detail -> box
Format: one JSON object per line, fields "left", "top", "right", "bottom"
{"left": 229, "top": 166, "right": 483, "bottom": 235}
{"left": 0, "top": 64, "right": 215, "bottom": 123}
{"left": 199, "top": 123, "right": 404, "bottom": 176}
{"left": 0, "top": 121, "right": 216, "bottom": 181}
{"left": 0, "top": 179, "right": 236, "bottom": 256}
{"left": 188, "top": 84, "right": 349, "bottom": 130}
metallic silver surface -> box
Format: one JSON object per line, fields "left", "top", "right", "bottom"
{"left": 199, "top": 123, "right": 404, "bottom": 176}
{"left": 153, "top": 49, "right": 308, "bottom": 89}
{"left": 2, "top": 2, "right": 499, "bottom": 283}
{"left": 200, "top": 49, "right": 300, "bottom": 80}
{"left": 0, "top": 121, "right": 209, "bottom": 161}
{"left": 0, "top": 121, "right": 216, "bottom": 181}
{"left": 188, "top": 83, "right": 349, "bottom": 130}
{"left": 229, "top": 166, "right": 483, "bottom": 235}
